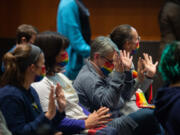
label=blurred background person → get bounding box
[57,0,91,80]
[1,24,38,74]
[158,0,180,57]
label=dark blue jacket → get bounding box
[155,86,180,135]
[0,85,65,135]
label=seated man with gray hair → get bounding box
[73,36,162,135]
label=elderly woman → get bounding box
[0,44,66,135]
[155,41,180,135]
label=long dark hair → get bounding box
[34,31,69,75]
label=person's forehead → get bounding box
[106,51,114,59]
[130,28,138,37]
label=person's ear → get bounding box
[124,40,131,50]
[28,64,36,73]
[21,37,27,44]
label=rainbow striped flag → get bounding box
[136,89,155,109]
[132,70,138,78]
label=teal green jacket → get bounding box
[57,0,90,80]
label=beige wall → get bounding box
[0,0,164,40]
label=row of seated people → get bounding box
[0,24,179,135]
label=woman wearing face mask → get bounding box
[110,24,159,114]
[73,36,162,135]
[32,32,117,135]
[0,44,66,135]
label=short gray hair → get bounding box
[90,36,118,60]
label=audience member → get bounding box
[1,24,38,73]
[110,24,158,114]
[155,41,180,135]
[158,0,180,56]
[32,31,117,135]
[0,44,65,135]
[57,0,91,80]
[73,36,162,135]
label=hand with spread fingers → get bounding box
[113,52,124,73]
[142,53,158,78]
[85,107,112,129]
[119,50,133,71]
[45,85,57,120]
[55,83,66,113]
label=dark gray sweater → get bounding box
[73,60,134,117]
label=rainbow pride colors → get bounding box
[131,42,140,55]
[132,69,155,108]
[58,52,69,67]
[136,89,155,109]
[132,70,138,78]
[136,42,140,50]
[41,66,46,77]
[34,66,46,82]
[101,61,114,76]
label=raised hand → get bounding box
[55,83,66,112]
[120,50,133,71]
[142,53,158,78]
[85,107,112,129]
[113,52,124,73]
[45,86,57,120]
[137,57,145,82]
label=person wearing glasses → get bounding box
[110,24,158,114]
[32,32,117,135]
[73,36,162,135]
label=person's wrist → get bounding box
[145,73,153,79]
[45,112,53,120]
[115,68,124,73]
[124,67,131,71]
[85,119,91,129]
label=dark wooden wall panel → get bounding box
[0,0,165,92]
[0,0,164,40]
